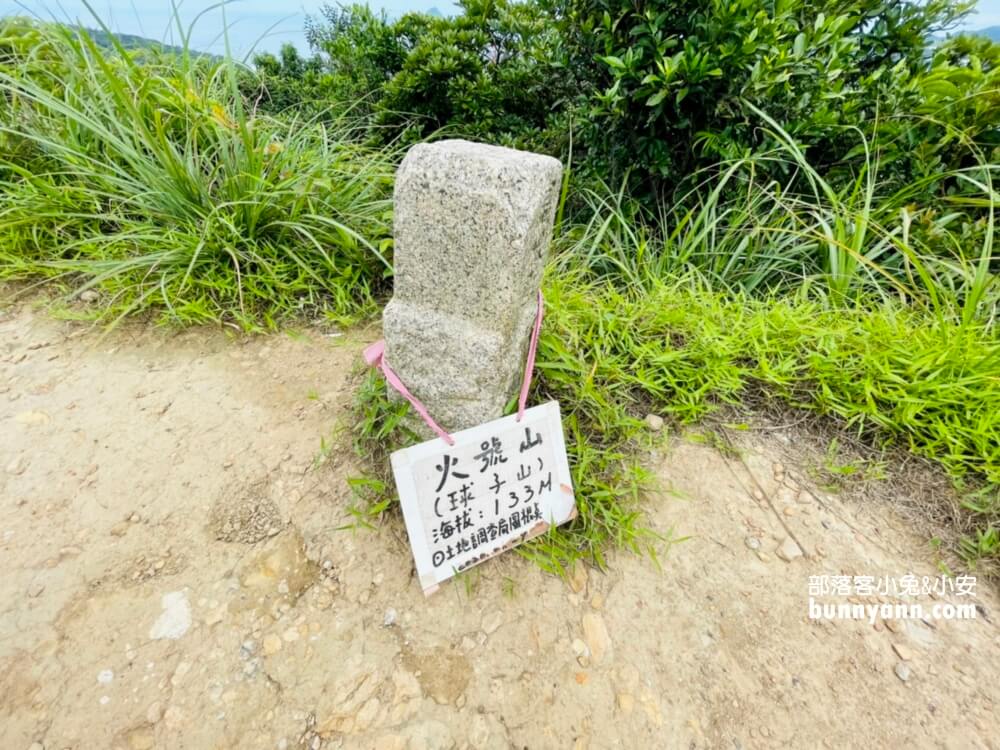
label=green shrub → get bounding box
[549,0,971,192]
[242,44,330,117]
[299,0,576,152]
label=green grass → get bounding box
[538,271,999,571]
[0,18,397,330]
[347,268,998,574]
[561,106,998,322]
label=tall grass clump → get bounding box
[0,17,397,328]
[560,110,998,326]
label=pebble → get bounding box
[15,410,50,425]
[170,662,191,686]
[163,705,184,728]
[5,455,27,476]
[79,289,99,303]
[744,537,760,551]
[110,521,129,537]
[644,414,664,432]
[752,489,765,502]
[885,619,903,634]
[383,608,398,627]
[97,669,114,684]
[617,693,634,714]
[782,507,797,517]
[27,582,44,598]
[262,634,282,656]
[892,643,913,661]
[568,560,588,593]
[314,590,333,610]
[756,551,771,563]
[282,627,299,643]
[582,613,611,664]
[775,537,803,563]
[894,662,912,682]
[148,591,191,641]
[146,701,163,724]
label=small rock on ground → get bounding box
[892,643,913,661]
[775,537,803,563]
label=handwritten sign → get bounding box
[391,401,576,596]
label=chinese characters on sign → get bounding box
[391,401,576,595]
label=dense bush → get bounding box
[290,0,1000,203]
[298,0,575,150]
[243,43,328,116]
[554,0,973,190]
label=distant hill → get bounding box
[82,27,217,59]
[972,26,1000,42]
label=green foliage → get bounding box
[540,270,999,571]
[559,126,999,320]
[243,44,328,115]
[552,0,972,190]
[300,0,575,151]
[0,19,397,328]
[876,34,1000,190]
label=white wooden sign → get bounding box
[391,400,576,596]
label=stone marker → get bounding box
[382,139,563,433]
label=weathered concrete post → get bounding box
[382,139,563,433]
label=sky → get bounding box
[1,0,998,56]
[0,1,454,56]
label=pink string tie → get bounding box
[365,290,544,444]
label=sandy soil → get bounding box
[2,298,998,750]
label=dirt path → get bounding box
[2,299,998,750]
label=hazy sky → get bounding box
[1,0,998,56]
[0,1,454,55]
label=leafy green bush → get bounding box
[875,34,1000,194]
[301,0,575,151]
[549,0,971,191]
[242,43,330,116]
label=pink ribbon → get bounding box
[365,290,544,445]
[517,289,544,422]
